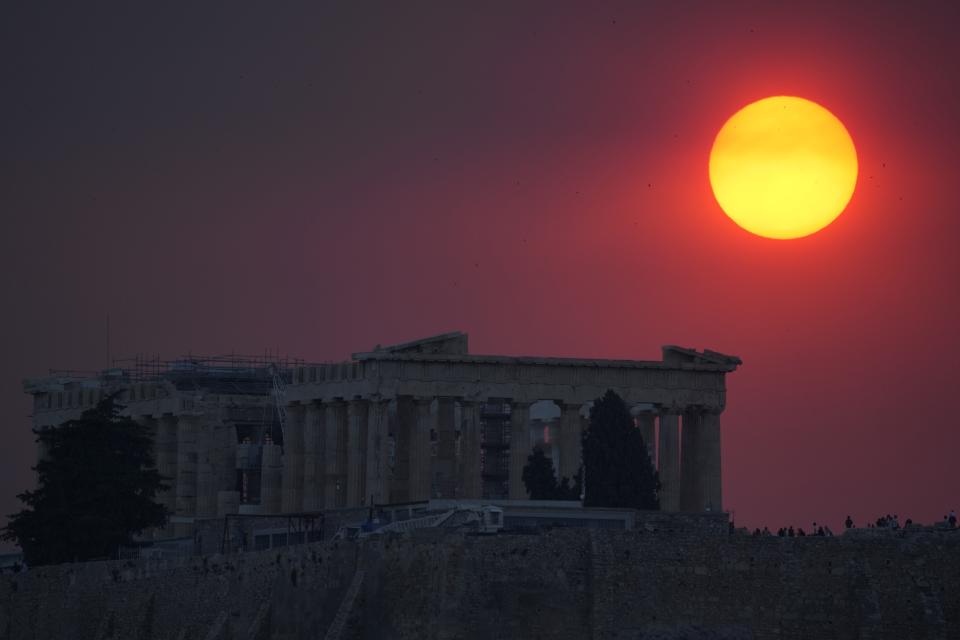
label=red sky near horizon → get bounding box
[2,2,959,544]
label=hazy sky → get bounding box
[3,2,959,544]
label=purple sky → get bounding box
[3,2,959,546]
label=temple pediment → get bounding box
[365,331,469,357]
[661,345,742,371]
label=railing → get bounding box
[376,510,456,534]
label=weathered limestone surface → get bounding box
[508,401,532,500]
[680,410,704,512]
[364,399,390,506]
[391,397,415,503]
[346,399,368,506]
[260,443,282,514]
[410,397,433,501]
[558,402,582,482]
[195,418,216,519]
[154,415,178,536]
[658,413,680,512]
[286,350,738,409]
[434,397,457,499]
[302,401,324,511]
[636,410,656,466]
[173,415,198,538]
[280,334,740,510]
[215,490,240,517]
[2,526,957,640]
[281,404,305,513]
[459,400,482,499]
[324,401,348,509]
[700,411,722,512]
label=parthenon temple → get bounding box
[24,332,741,537]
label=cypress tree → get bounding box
[521,446,559,499]
[582,390,659,509]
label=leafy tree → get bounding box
[2,396,169,565]
[582,390,659,509]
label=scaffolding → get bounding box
[480,399,511,500]
[106,352,305,395]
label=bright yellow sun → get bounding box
[709,96,858,239]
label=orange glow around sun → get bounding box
[709,96,858,240]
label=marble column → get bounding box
[459,400,482,499]
[212,419,237,510]
[365,398,390,505]
[558,402,583,482]
[302,401,324,511]
[260,443,283,514]
[680,410,704,512]
[195,418,216,520]
[217,490,240,518]
[434,397,457,499]
[636,410,657,467]
[197,418,234,521]
[509,400,532,499]
[324,400,348,509]
[408,397,433,501]
[701,410,722,512]
[138,416,161,538]
[657,412,680,512]
[281,404,305,513]
[156,415,179,535]
[392,397,416,503]
[346,398,368,507]
[174,415,198,537]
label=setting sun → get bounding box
[709,96,858,240]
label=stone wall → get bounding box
[2,527,957,639]
[633,510,730,536]
[369,527,959,639]
[0,540,358,640]
[587,527,959,639]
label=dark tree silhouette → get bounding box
[522,446,583,500]
[2,396,169,565]
[522,446,559,499]
[582,390,659,509]
[555,467,583,501]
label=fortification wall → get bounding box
[371,527,959,639]
[590,527,958,638]
[0,540,358,640]
[1,527,958,639]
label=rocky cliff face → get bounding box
[2,526,957,639]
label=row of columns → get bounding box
[273,397,724,511]
[146,397,723,538]
[277,396,507,511]
[152,413,247,538]
[655,409,723,513]
[277,398,395,513]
